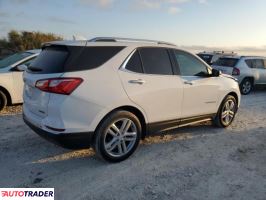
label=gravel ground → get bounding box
[0,89,266,200]
[0,104,22,115]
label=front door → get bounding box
[12,57,37,102]
[173,50,219,118]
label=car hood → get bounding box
[221,73,238,82]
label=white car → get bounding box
[212,56,266,95]
[23,38,241,162]
[0,49,40,110]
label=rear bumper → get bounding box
[23,114,94,149]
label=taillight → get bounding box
[232,67,240,76]
[35,78,83,95]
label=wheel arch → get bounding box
[93,105,147,142]
[227,91,239,106]
[0,86,12,105]
[241,76,254,85]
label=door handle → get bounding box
[129,79,146,85]
[184,81,193,85]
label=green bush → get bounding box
[0,30,63,51]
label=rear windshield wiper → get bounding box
[27,66,43,72]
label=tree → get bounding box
[0,30,63,51]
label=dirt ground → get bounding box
[0,89,266,200]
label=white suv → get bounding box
[212,56,266,95]
[0,49,40,110]
[23,38,241,162]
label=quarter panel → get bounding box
[56,62,147,132]
[0,73,16,104]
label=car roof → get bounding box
[198,51,237,56]
[25,49,41,54]
[219,55,242,59]
[240,56,266,59]
[219,55,266,59]
[43,37,177,48]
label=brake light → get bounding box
[232,67,240,76]
[35,78,83,95]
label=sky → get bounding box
[1,0,266,54]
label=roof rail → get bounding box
[213,50,237,55]
[89,37,176,46]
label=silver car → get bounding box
[212,56,266,95]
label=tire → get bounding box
[240,78,253,95]
[93,110,142,162]
[0,91,7,111]
[214,95,237,128]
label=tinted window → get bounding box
[139,48,173,75]
[246,59,265,69]
[253,59,264,69]
[174,50,208,76]
[245,59,253,68]
[29,46,125,74]
[214,58,239,67]
[197,54,213,65]
[264,59,266,69]
[29,46,68,73]
[125,50,143,73]
[0,52,32,69]
[65,46,125,72]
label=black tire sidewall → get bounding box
[240,79,253,95]
[94,110,142,162]
[217,95,237,127]
[0,91,7,111]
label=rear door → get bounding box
[252,59,266,84]
[119,47,183,123]
[23,46,68,118]
[173,50,219,118]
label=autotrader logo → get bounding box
[0,188,54,199]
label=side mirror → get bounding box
[15,64,28,72]
[212,68,221,77]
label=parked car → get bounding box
[0,49,41,110]
[212,56,266,95]
[197,51,237,65]
[23,37,241,162]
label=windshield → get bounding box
[197,54,213,65]
[214,57,239,67]
[0,52,32,69]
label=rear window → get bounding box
[214,58,239,67]
[29,45,125,73]
[29,46,68,73]
[197,54,213,65]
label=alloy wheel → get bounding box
[104,118,137,158]
[242,81,251,94]
[221,99,236,125]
